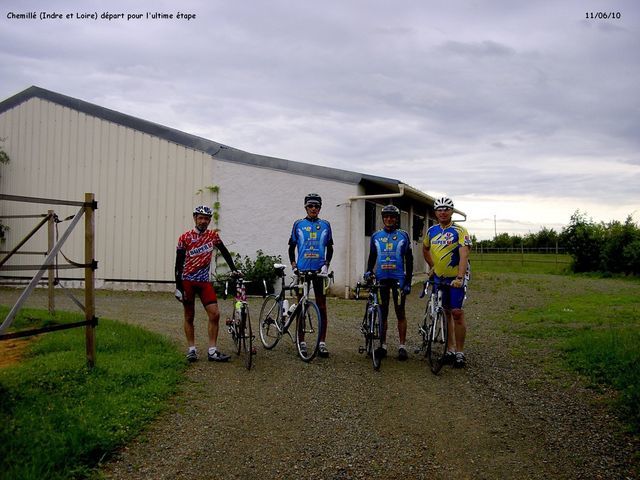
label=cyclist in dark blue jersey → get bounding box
[288,193,334,357]
[364,205,413,361]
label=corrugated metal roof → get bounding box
[0,86,402,188]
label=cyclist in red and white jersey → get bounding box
[175,205,240,363]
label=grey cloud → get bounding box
[439,40,515,57]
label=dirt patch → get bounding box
[1,274,638,479]
[0,337,32,368]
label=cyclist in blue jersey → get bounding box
[364,205,413,361]
[422,196,472,368]
[288,193,333,357]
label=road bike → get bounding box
[358,276,385,370]
[223,274,255,370]
[417,278,450,374]
[258,264,325,362]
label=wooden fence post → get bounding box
[84,193,96,368]
[47,210,55,315]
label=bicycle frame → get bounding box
[224,276,254,370]
[359,278,385,370]
[418,278,450,374]
[258,265,325,362]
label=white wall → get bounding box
[213,160,362,293]
[0,98,213,288]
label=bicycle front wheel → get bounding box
[370,305,384,371]
[427,309,448,374]
[241,308,253,370]
[259,294,282,349]
[232,312,242,354]
[296,301,322,362]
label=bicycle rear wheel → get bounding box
[427,310,448,374]
[296,301,322,362]
[241,308,253,370]
[370,305,383,371]
[259,294,282,349]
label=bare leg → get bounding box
[451,308,466,352]
[183,303,196,347]
[394,302,407,345]
[445,310,456,352]
[205,303,221,349]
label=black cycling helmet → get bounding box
[193,205,213,217]
[381,204,400,218]
[304,193,322,207]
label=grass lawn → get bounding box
[0,307,185,480]
[472,252,572,275]
[509,285,640,433]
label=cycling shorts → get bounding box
[182,280,218,307]
[379,279,406,312]
[435,276,466,310]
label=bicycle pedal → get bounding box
[225,318,233,326]
[358,346,365,353]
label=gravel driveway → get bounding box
[2,273,638,479]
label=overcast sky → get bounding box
[1,0,638,239]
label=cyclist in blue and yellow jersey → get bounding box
[364,205,414,361]
[175,205,241,363]
[422,196,472,368]
[289,193,334,358]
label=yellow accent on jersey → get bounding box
[424,223,472,278]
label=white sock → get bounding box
[188,346,197,352]
[208,347,217,355]
[399,344,406,350]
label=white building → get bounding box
[0,86,462,296]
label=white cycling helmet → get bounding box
[193,205,213,217]
[434,197,454,210]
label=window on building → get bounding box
[412,215,425,241]
[365,201,377,236]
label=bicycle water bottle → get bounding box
[288,303,297,315]
[235,301,242,315]
[282,299,290,317]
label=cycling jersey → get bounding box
[425,223,472,278]
[289,217,333,271]
[369,228,412,288]
[176,229,223,282]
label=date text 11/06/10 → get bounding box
[586,12,621,19]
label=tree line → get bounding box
[473,211,640,276]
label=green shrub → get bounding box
[560,212,640,275]
[234,249,282,292]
